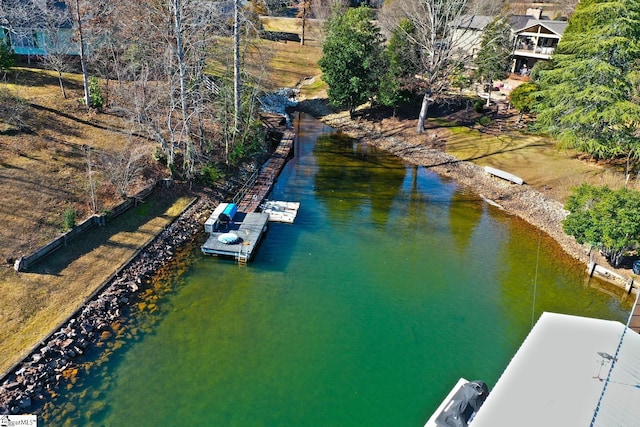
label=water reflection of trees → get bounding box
[448,189,484,253]
[313,132,406,228]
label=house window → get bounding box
[11,31,38,49]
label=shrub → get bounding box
[477,115,493,126]
[152,146,167,163]
[473,99,484,113]
[63,207,77,231]
[0,39,16,72]
[89,77,103,108]
[200,163,224,186]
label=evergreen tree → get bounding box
[379,19,420,114]
[474,16,513,106]
[509,82,538,121]
[563,183,640,267]
[0,38,15,74]
[535,0,640,164]
[318,6,386,117]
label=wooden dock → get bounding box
[201,123,295,264]
[237,129,295,212]
[201,212,270,263]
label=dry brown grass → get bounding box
[358,108,630,205]
[439,123,629,202]
[209,19,326,98]
[260,16,324,42]
[0,24,329,375]
[0,66,178,374]
[1,67,164,263]
[0,194,194,374]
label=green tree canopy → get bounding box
[0,38,16,73]
[378,18,420,112]
[318,6,386,117]
[509,82,539,119]
[534,0,640,163]
[563,183,640,267]
[474,16,513,106]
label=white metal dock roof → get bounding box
[471,312,640,427]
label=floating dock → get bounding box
[201,211,270,263]
[261,200,300,223]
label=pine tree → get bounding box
[379,19,420,114]
[319,6,386,117]
[474,16,513,106]
[535,0,640,164]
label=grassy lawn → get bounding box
[439,122,626,202]
[0,193,194,375]
[208,18,325,98]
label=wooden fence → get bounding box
[14,183,159,272]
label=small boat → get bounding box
[424,378,489,427]
[484,166,524,185]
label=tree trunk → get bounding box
[300,2,306,46]
[57,70,67,99]
[74,0,90,108]
[485,80,492,107]
[233,0,241,134]
[172,0,193,178]
[416,92,431,134]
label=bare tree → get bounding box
[98,141,151,199]
[234,0,241,134]
[297,0,311,45]
[380,0,471,134]
[310,0,347,22]
[39,4,75,98]
[106,0,246,176]
[67,0,90,107]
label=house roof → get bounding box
[514,19,568,36]
[471,312,640,427]
[456,14,568,37]
[508,15,533,31]
[455,15,494,30]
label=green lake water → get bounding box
[39,113,631,426]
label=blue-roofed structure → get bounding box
[1,0,77,57]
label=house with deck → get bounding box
[452,8,567,75]
[511,18,567,75]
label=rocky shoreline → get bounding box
[0,184,226,415]
[0,104,629,416]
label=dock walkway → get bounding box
[201,125,295,263]
[237,129,295,212]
